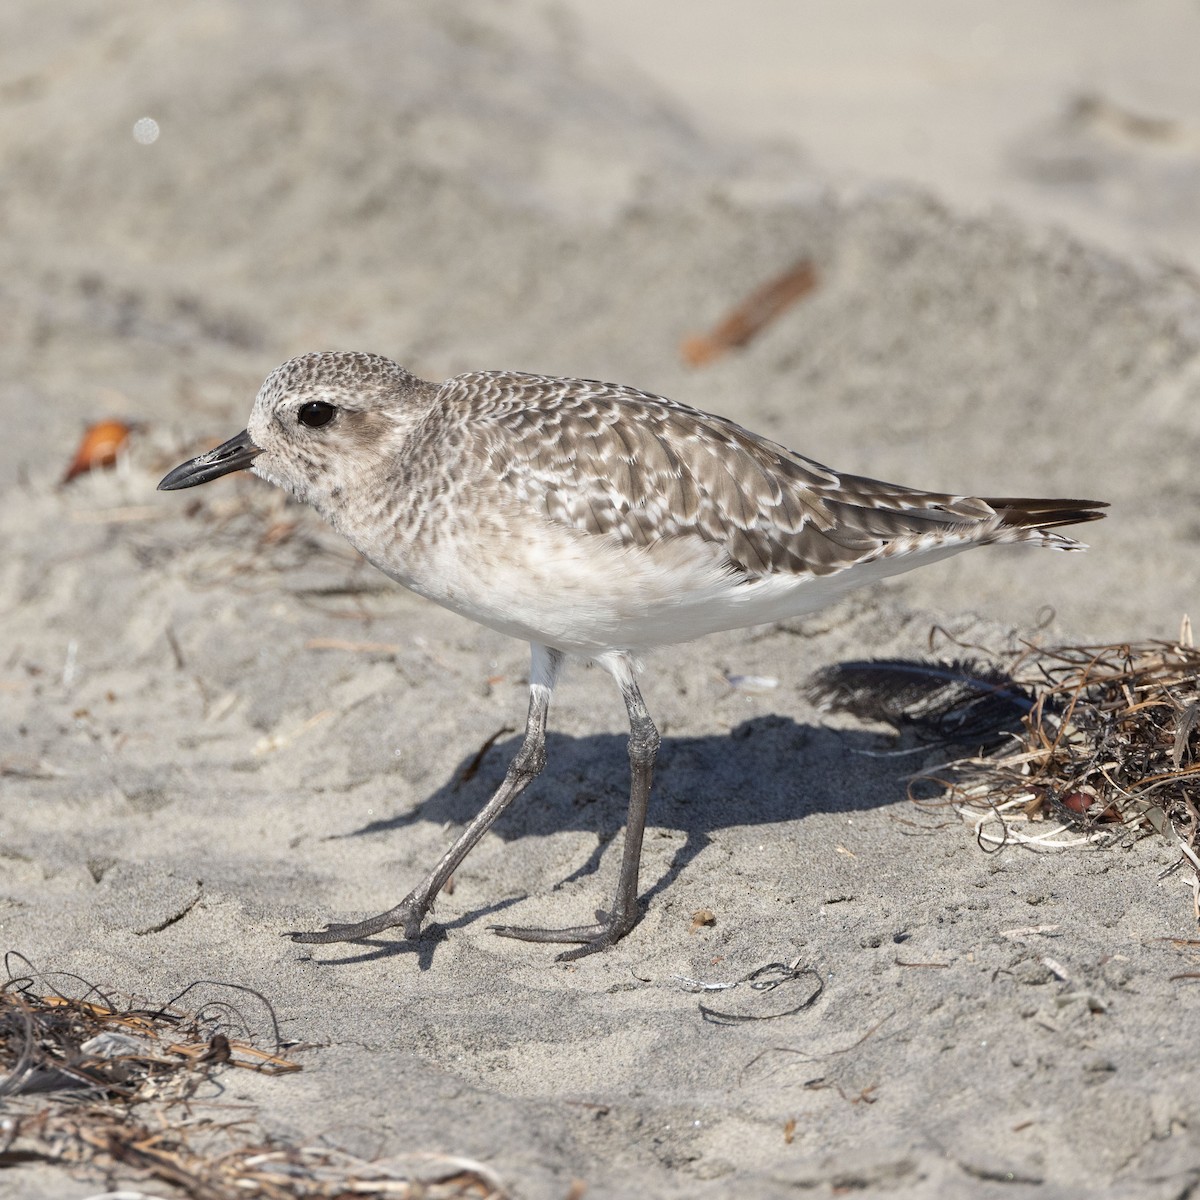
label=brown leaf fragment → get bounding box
[1060,790,1095,814]
[62,420,132,483]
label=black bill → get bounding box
[158,429,262,491]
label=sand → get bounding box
[1,3,1198,1196]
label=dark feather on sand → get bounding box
[807,658,1037,749]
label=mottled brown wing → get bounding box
[445,371,1004,580]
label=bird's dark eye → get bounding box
[298,401,336,428]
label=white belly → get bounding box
[355,511,975,658]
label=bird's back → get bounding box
[438,370,1103,581]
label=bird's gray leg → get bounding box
[490,658,659,960]
[290,644,562,945]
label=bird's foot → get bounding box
[488,908,636,961]
[288,898,425,945]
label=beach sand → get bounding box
[1,3,1198,1196]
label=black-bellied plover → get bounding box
[159,352,1105,958]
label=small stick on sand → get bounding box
[681,260,818,366]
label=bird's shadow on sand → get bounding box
[299,714,924,967]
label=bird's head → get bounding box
[158,352,433,514]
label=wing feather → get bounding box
[441,371,1100,581]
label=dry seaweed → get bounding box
[674,959,825,1024]
[814,638,1200,907]
[0,955,506,1199]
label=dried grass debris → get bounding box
[812,639,1200,904]
[0,955,506,1199]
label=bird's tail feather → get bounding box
[984,497,1108,533]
